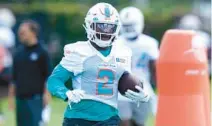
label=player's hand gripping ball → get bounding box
[118,73,142,94]
[118,73,150,102]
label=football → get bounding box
[118,72,143,95]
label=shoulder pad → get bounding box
[60,41,89,75]
[140,34,159,47]
[63,41,89,57]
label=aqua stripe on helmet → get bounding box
[104,5,110,18]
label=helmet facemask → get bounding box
[121,23,141,40]
[84,3,121,48]
[84,22,119,47]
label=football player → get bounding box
[0,8,15,124]
[117,7,159,126]
[47,3,150,126]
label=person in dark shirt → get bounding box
[8,20,52,126]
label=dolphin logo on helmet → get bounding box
[84,3,121,48]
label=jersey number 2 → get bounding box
[97,69,115,96]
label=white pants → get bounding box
[118,82,158,125]
[118,101,150,125]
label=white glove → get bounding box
[125,85,150,103]
[66,89,85,104]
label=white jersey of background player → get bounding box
[0,8,16,68]
[117,7,159,126]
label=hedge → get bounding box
[7,2,191,65]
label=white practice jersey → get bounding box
[117,34,159,101]
[0,27,15,48]
[60,41,132,108]
[118,34,159,81]
[0,27,15,68]
[194,31,210,49]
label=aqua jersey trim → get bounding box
[99,46,112,57]
[47,64,73,101]
[64,100,118,121]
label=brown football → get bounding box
[118,72,143,95]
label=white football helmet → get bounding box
[179,14,202,30]
[84,3,121,48]
[120,7,144,39]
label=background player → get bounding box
[117,7,159,126]
[0,8,16,124]
[47,3,150,126]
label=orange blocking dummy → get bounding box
[156,30,210,126]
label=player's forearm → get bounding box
[47,64,73,101]
[43,84,52,106]
[8,83,15,110]
[47,76,69,101]
[8,83,15,98]
[150,72,156,85]
[149,60,157,86]
[8,83,15,105]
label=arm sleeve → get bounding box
[47,64,73,101]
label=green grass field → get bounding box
[1,98,155,126]
[1,81,211,126]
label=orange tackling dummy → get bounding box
[156,30,210,126]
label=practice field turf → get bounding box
[1,98,155,126]
[1,81,211,126]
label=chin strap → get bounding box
[127,35,139,41]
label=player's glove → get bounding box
[66,89,85,105]
[125,85,150,103]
